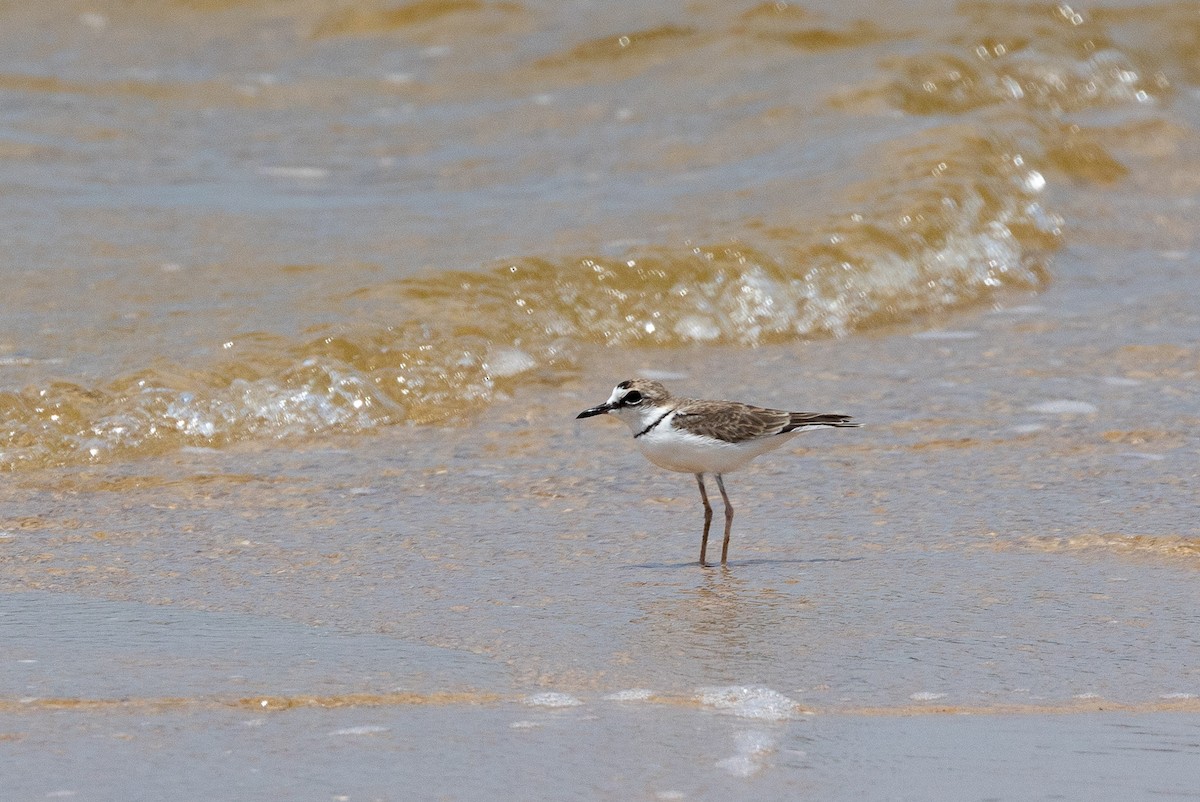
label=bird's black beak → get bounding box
[576,403,612,419]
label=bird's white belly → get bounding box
[635,428,795,475]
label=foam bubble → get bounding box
[329,725,390,736]
[509,720,542,729]
[697,686,801,721]
[1026,399,1098,415]
[256,166,330,180]
[523,692,583,708]
[910,691,947,701]
[673,315,722,341]
[1023,170,1046,192]
[603,689,654,702]
[715,730,778,777]
[715,755,760,778]
[992,304,1046,315]
[485,348,537,378]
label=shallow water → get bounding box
[2,0,1199,798]
[3,704,1199,800]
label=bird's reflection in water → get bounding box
[625,560,827,686]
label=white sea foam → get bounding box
[909,691,947,701]
[715,730,778,777]
[1026,399,1098,415]
[673,315,721,341]
[485,348,537,378]
[991,304,1046,315]
[603,689,654,702]
[697,686,801,721]
[509,720,542,729]
[329,725,390,736]
[256,166,330,180]
[523,692,583,708]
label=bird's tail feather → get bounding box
[782,413,860,432]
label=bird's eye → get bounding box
[623,390,643,405]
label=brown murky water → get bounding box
[2,0,1199,798]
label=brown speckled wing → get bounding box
[671,401,793,443]
[673,402,859,443]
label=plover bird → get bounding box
[577,379,860,566]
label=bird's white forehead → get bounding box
[605,385,629,405]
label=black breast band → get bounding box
[634,409,672,439]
